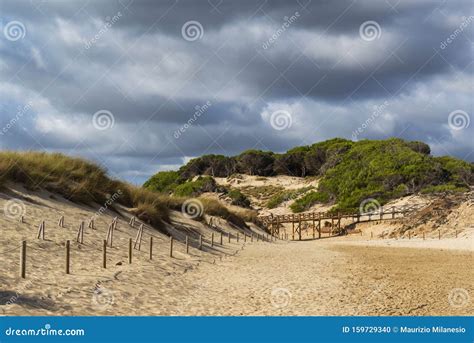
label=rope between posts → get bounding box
[0,243,23,255]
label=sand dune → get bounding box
[1,184,472,316]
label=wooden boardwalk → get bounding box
[258,204,425,241]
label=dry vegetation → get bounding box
[0,152,256,228]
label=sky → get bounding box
[0,0,473,185]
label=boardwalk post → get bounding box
[102,240,107,268]
[20,240,26,278]
[298,216,302,241]
[292,216,295,240]
[65,240,70,274]
[170,237,174,257]
[199,235,203,250]
[318,213,322,239]
[128,238,132,264]
[186,236,189,254]
[149,237,153,260]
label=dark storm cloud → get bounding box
[0,0,472,183]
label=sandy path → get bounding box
[169,239,473,316]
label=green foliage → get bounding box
[142,137,473,213]
[173,176,217,197]
[236,150,275,176]
[227,189,251,208]
[142,171,181,193]
[317,138,473,212]
[266,186,314,208]
[420,184,468,194]
[178,154,236,179]
[290,191,330,213]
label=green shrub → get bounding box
[228,189,251,208]
[421,184,468,194]
[173,176,216,197]
[266,186,314,208]
[143,171,181,193]
[290,191,330,213]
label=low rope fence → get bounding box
[1,214,277,279]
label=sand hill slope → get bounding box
[0,183,264,315]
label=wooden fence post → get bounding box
[438,230,441,240]
[170,237,174,257]
[102,240,107,268]
[220,233,223,245]
[186,236,189,254]
[408,231,411,240]
[37,221,45,240]
[251,234,253,242]
[20,240,26,278]
[199,235,203,250]
[455,230,458,238]
[211,233,214,247]
[128,238,132,264]
[149,237,153,260]
[228,232,231,243]
[237,233,239,242]
[76,221,84,244]
[65,240,70,274]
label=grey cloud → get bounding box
[0,0,472,183]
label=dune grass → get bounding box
[0,151,255,227]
